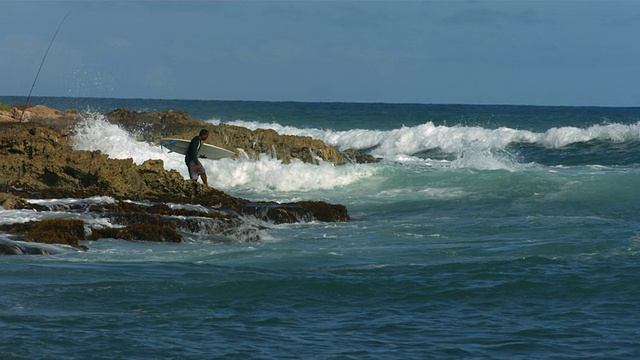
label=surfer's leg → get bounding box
[201,172,208,187]
[188,163,199,180]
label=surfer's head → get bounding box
[199,129,209,140]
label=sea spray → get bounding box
[214,155,377,193]
[450,140,527,171]
[220,118,640,156]
[74,113,640,195]
[540,122,640,148]
[72,112,158,165]
[72,115,378,195]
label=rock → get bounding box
[87,201,260,243]
[105,108,374,165]
[22,105,82,125]
[342,148,381,164]
[240,201,350,223]
[0,110,17,123]
[0,123,351,220]
[90,224,183,243]
[0,241,53,255]
[241,203,313,224]
[0,219,87,250]
[0,104,81,126]
[290,201,351,222]
[0,193,29,210]
[0,105,353,253]
[0,123,236,206]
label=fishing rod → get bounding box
[21,12,70,121]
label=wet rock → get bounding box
[0,219,87,250]
[0,123,241,206]
[241,203,313,224]
[88,201,260,243]
[105,108,373,165]
[0,123,351,224]
[0,193,29,210]
[240,201,350,223]
[0,241,52,255]
[342,148,381,164]
[90,224,183,243]
[290,201,351,222]
[0,105,353,253]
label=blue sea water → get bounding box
[1,96,640,359]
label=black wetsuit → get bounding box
[185,136,201,166]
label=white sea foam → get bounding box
[27,196,117,208]
[71,114,640,184]
[221,119,640,154]
[214,118,640,171]
[72,112,160,165]
[0,209,43,225]
[71,114,378,193]
[540,123,640,148]
[213,155,377,192]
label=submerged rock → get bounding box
[0,241,53,255]
[289,201,351,222]
[0,219,88,250]
[241,201,350,224]
[88,201,261,243]
[90,225,183,243]
[241,203,314,224]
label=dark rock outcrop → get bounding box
[0,106,353,255]
[241,201,350,224]
[0,241,53,255]
[0,219,87,250]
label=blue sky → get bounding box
[2,0,640,106]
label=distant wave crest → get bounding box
[221,119,640,157]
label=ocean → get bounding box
[1,96,639,359]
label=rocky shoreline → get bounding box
[0,104,365,255]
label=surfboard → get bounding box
[161,138,234,160]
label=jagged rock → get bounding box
[0,110,17,123]
[241,203,313,224]
[290,201,351,222]
[0,123,352,220]
[0,193,29,209]
[0,106,353,253]
[342,148,380,164]
[240,201,350,224]
[90,224,183,243]
[88,201,261,243]
[0,123,240,208]
[105,108,373,165]
[0,104,81,125]
[0,219,87,250]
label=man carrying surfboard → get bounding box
[185,129,210,186]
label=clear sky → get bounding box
[2,0,640,106]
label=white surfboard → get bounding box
[161,138,234,160]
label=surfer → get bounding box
[185,129,209,186]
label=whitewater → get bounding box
[1,97,639,359]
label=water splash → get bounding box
[71,114,378,193]
[220,118,640,155]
